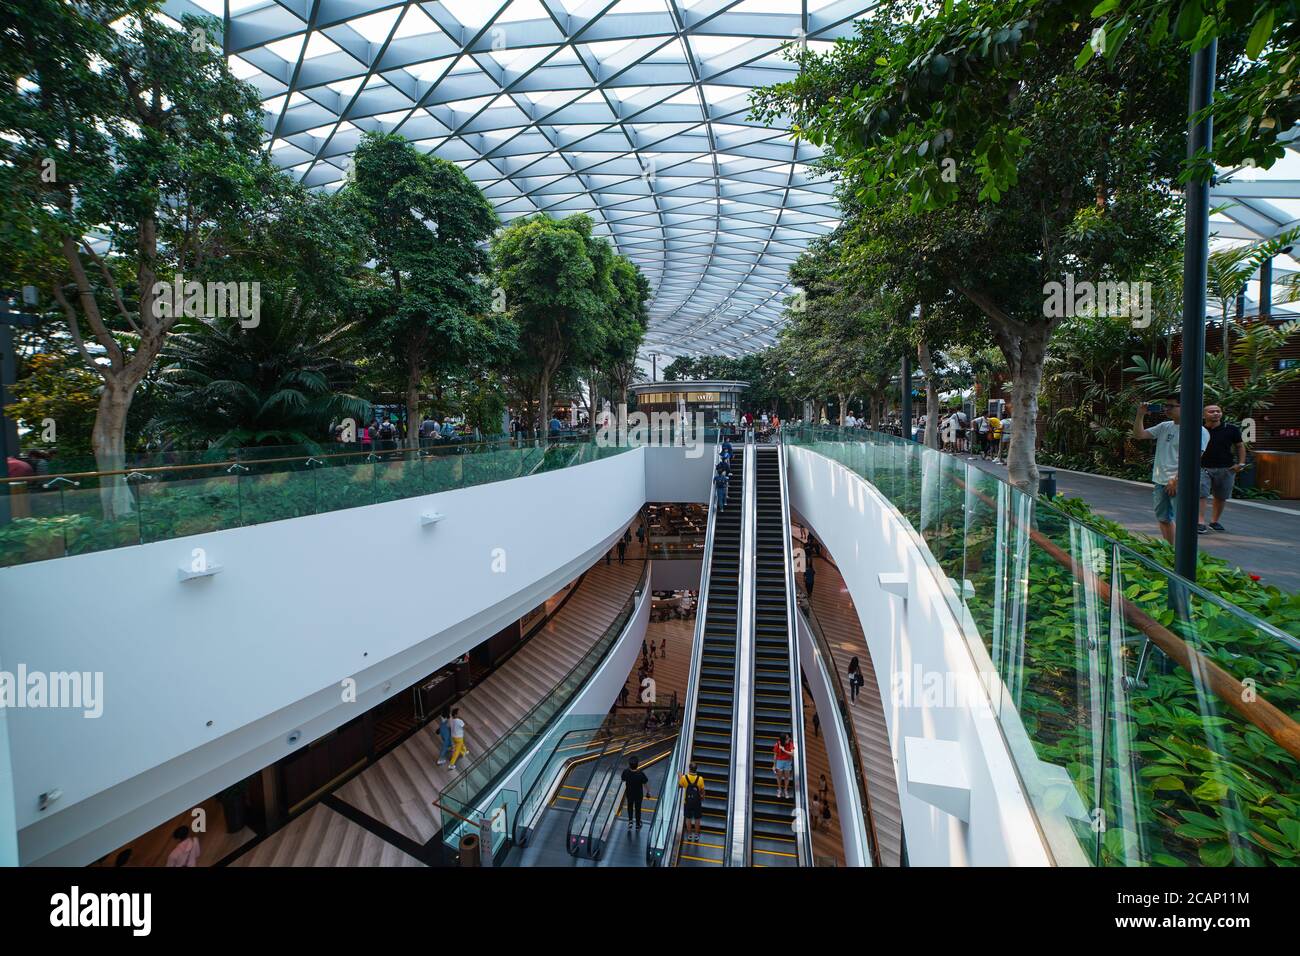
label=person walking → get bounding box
[621,755,651,831]
[1134,395,1209,546]
[617,538,627,564]
[447,708,469,770]
[435,710,453,765]
[773,732,796,800]
[804,562,816,598]
[812,710,820,738]
[714,466,729,512]
[972,414,989,458]
[619,682,630,708]
[847,656,863,704]
[166,824,201,867]
[1198,404,1246,533]
[679,763,706,843]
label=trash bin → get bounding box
[1039,468,1057,498]
[459,833,480,867]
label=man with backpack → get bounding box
[679,762,706,842]
[621,756,651,831]
[713,466,729,512]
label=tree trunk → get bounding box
[405,374,421,450]
[918,340,939,449]
[1000,325,1052,493]
[837,392,847,426]
[92,378,138,519]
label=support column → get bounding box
[1174,40,1217,583]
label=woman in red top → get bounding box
[773,733,796,799]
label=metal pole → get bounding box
[1259,255,1273,321]
[1174,40,1217,583]
[900,352,913,441]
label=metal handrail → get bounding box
[729,428,757,866]
[774,429,813,866]
[800,598,881,867]
[649,444,723,866]
[0,435,536,486]
[438,560,650,821]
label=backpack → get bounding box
[682,774,704,811]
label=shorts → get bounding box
[775,758,793,773]
[1152,483,1176,523]
[684,805,703,820]
[1200,467,1236,500]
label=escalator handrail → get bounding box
[799,601,878,867]
[513,724,607,843]
[586,731,679,856]
[648,445,724,866]
[729,429,757,867]
[775,429,814,866]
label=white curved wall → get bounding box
[786,445,1050,867]
[0,448,648,864]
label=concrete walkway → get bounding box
[964,457,1300,593]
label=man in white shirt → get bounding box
[1134,395,1210,545]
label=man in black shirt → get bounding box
[621,756,651,830]
[1198,404,1247,532]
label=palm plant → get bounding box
[151,290,371,448]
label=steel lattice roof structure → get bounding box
[1209,137,1300,320]
[155,0,882,358]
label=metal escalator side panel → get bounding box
[728,432,758,866]
[649,443,725,866]
[775,433,813,866]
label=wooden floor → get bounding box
[802,686,846,866]
[230,804,425,867]
[616,615,694,715]
[233,558,645,865]
[805,553,906,867]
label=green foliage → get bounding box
[6,352,100,456]
[150,293,371,448]
[344,132,507,424]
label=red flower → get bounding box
[1249,574,1261,582]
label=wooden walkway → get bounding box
[805,553,905,867]
[802,685,846,865]
[231,558,645,865]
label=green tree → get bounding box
[1,1,273,511]
[345,133,505,444]
[493,213,614,432]
[756,0,1187,489]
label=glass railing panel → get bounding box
[1,484,76,565]
[238,467,319,525]
[60,482,144,555]
[1106,546,1300,867]
[996,500,1111,866]
[438,568,645,851]
[314,458,376,513]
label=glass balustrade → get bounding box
[0,438,642,568]
[784,425,1300,867]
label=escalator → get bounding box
[568,730,677,862]
[676,445,745,866]
[747,442,807,867]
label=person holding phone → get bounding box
[1133,394,1209,545]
